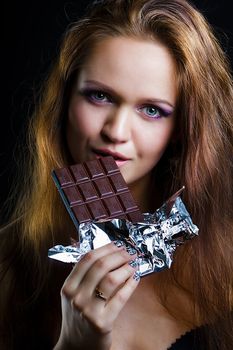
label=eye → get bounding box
[91,91,109,102]
[79,88,112,104]
[139,105,163,119]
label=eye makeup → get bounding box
[137,104,173,120]
[79,88,113,104]
[78,83,174,120]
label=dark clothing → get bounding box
[169,327,205,349]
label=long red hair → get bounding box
[1,1,233,348]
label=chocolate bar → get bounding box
[52,156,143,230]
[48,190,199,273]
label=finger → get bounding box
[105,273,140,321]
[62,241,125,295]
[84,272,140,328]
[76,248,137,300]
[70,254,136,325]
[97,259,138,299]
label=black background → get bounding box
[2,0,233,222]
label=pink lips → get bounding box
[92,148,130,165]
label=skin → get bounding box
[66,36,177,212]
[55,37,184,350]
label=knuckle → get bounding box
[72,294,82,310]
[93,319,110,334]
[61,283,73,299]
[106,273,118,288]
[81,251,94,263]
[82,306,111,334]
[95,257,107,270]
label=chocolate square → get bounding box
[52,156,143,230]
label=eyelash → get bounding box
[137,105,165,119]
[79,88,168,120]
[80,89,112,104]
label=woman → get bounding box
[1,0,232,349]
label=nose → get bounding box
[101,106,132,143]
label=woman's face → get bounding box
[66,36,177,193]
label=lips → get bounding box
[92,148,130,161]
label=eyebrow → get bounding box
[82,80,175,109]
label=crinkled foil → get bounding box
[48,188,198,276]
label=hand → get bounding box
[54,241,140,350]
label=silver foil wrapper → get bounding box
[48,188,198,276]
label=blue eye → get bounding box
[91,91,108,101]
[140,106,162,119]
[80,88,111,104]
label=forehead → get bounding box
[78,36,177,104]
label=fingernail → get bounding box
[126,246,137,255]
[133,271,140,281]
[129,260,138,268]
[113,240,125,248]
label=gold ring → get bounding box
[95,288,107,301]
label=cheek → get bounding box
[68,101,102,137]
[138,121,174,160]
